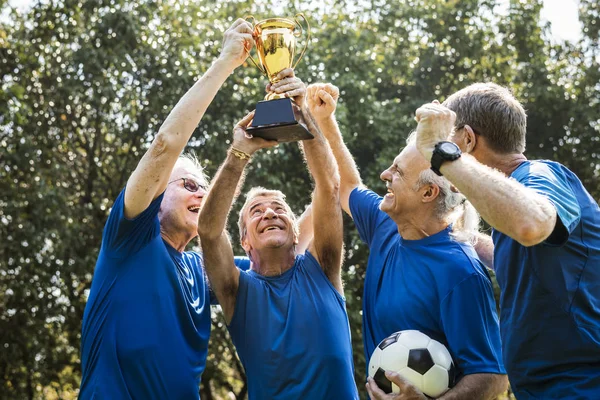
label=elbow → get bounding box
[197,218,220,242]
[490,375,509,399]
[514,218,555,247]
[150,131,173,158]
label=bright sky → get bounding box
[6,0,583,42]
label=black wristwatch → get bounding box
[430,141,461,176]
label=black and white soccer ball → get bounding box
[368,330,456,398]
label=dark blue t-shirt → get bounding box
[228,251,359,400]
[350,187,505,379]
[80,189,212,399]
[493,160,600,399]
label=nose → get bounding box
[263,207,278,219]
[380,168,391,182]
[196,187,207,198]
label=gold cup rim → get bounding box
[254,17,297,31]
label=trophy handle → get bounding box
[243,15,267,76]
[292,13,310,69]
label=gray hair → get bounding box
[413,169,481,245]
[238,187,299,243]
[406,132,481,244]
[176,152,209,186]
[443,82,527,154]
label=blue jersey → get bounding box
[228,251,359,400]
[350,187,504,379]
[80,189,211,400]
[493,160,600,399]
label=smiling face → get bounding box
[158,158,208,242]
[239,190,298,254]
[379,144,431,220]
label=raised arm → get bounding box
[269,71,344,294]
[124,19,254,219]
[197,112,276,323]
[305,83,362,217]
[414,103,556,247]
[295,204,313,254]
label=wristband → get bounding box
[229,147,252,161]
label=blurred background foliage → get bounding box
[0,0,598,398]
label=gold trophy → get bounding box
[244,13,313,142]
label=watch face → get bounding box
[440,142,459,154]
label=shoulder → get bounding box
[512,160,569,184]
[349,186,381,205]
[431,240,490,290]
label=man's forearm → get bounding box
[158,58,235,149]
[301,110,340,191]
[441,154,556,246]
[198,153,248,239]
[313,116,361,214]
[439,373,507,400]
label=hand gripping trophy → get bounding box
[244,13,312,142]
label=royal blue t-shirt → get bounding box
[80,189,212,399]
[493,160,600,399]
[349,187,505,380]
[228,251,359,400]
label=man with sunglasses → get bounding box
[414,83,600,399]
[79,19,260,399]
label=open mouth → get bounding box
[188,206,200,214]
[385,187,395,198]
[262,226,282,233]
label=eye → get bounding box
[275,207,285,213]
[252,208,263,216]
[185,180,199,192]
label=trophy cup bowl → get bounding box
[244,13,313,142]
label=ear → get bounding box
[241,233,252,253]
[421,184,440,204]
[463,125,478,153]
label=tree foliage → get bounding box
[1,0,598,398]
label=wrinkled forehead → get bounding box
[247,195,289,212]
[392,145,429,176]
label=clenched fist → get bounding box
[306,83,340,121]
[414,101,456,162]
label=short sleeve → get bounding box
[102,187,164,257]
[349,187,390,246]
[440,273,505,376]
[234,256,251,271]
[514,162,581,239]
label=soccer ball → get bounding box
[368,330,456,398]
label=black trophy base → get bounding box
[246,98,314,142]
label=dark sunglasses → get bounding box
[168,177,205,193]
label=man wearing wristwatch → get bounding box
[414,83,600,399]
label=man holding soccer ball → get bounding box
[305,83,507,399]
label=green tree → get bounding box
[1,0,597,399]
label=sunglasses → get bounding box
[168,177,206,193]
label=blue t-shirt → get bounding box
[349,187,505,380]
[80,189,212,400]
[228,251,359,400]
[493,160,600,399]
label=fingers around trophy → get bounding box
[284,89,306,100]
[273,82,303,95]
[275,68,295,81]
[230,18,246,30]
[236,20,254,34]
[236,110,255,128]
